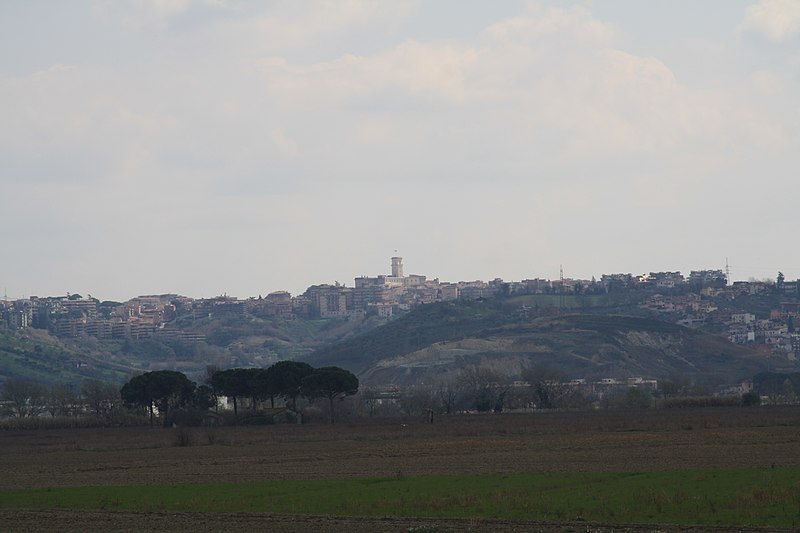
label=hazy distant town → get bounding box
[3,257,799,365]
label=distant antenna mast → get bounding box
[559,265,565,310]
[725,258,731,285]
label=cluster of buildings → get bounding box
[302,257,508,318]
[639,279,800,361]
[2,260,799,362]
[0,256,511,339]
[0,293,203,342]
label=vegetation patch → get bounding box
[2,468,800,527]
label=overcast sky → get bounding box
[1,0,799,301]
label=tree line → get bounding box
[1,362,358,427]
[364,365,769,418]
[120,362,358,426]
[0,378,121,420]
[6,362,773,429]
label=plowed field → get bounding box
[2,406,799,532]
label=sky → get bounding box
[1,0,799,301]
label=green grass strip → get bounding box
[2,469,800,527]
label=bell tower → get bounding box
[391,256,403,278]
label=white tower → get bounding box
[391,256,403,278]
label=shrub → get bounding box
[663,395,742,409]
[164,408,210,427]
[742,392,761,407]
[173,427,195,447]
[625,387,652,409]
[240,415,275,426]
[298,406,325,424]
[0,413,148,430]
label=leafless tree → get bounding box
[399,385,437,416]
[1,378,46,418]
[437,379,459,414]
[456,366,502,411]
[46,382,78,417]
[81,379,121,419]
[521,366,586,409]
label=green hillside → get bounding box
[0,329,135,386]
[0,312,385,388]
[309,305,768,385]
[0,296,771,389]
[486,314,765,380]
[307,300,510,372]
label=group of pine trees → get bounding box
[120,362,359,425]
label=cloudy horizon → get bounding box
[2,1,798,301]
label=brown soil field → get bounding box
[2,406,800,532]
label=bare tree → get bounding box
[81,379,121,419]
[2,379,46,418]
[437,379,459,414]
[456,366,501,411]
[399,386,437,416]
[522,366,586,409]
[46,382,78,417]
[360,388,381,417]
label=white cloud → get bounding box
[140,0,191,17]
[93,0,193,30]
[740,0,800,42]
[245,17,785,172]
[248,41,483,109]
[208,1,419,54]
[30,64,79,78]
[271,129,299,157]
[485,4,616,44]
[362,41,482,103]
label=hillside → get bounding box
[0,295,777,389]
[0,313,385,387]
[0,329,137,386]
[320,312,768,386]
[307,300,511,372]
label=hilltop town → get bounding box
[2,258,799,371]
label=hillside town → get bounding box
[2,258,799,365]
